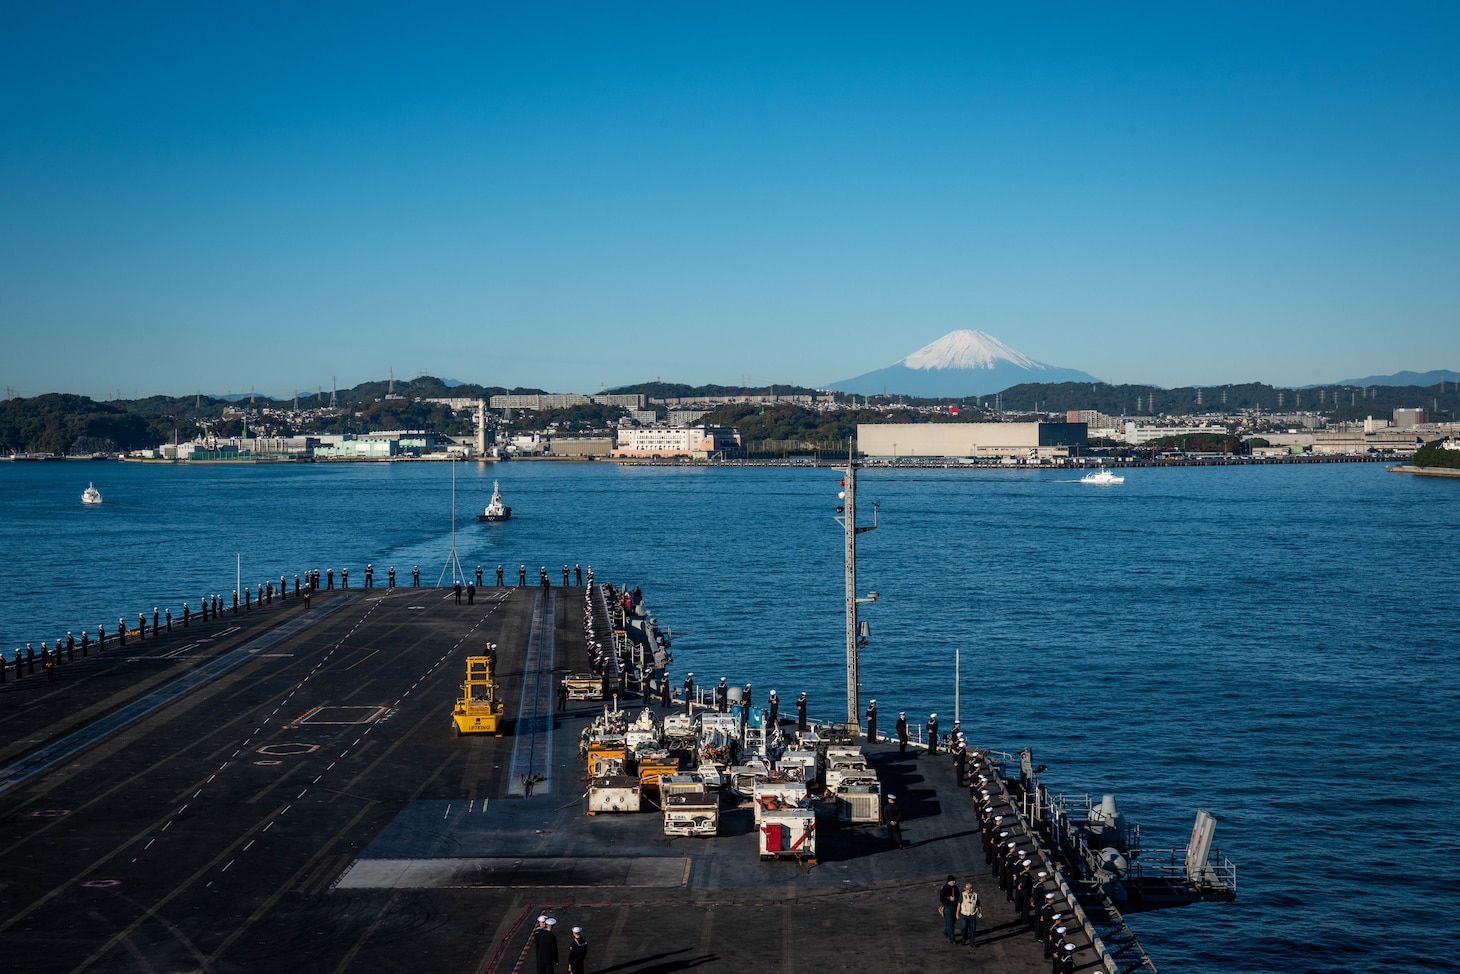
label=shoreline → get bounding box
[76,453,1408,469]
[1387,464,1460,478]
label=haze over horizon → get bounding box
[3,4,1457,401]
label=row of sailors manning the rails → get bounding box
[3,564,453,679]
[5,567,611,687]
[3,592,302,683]
[969,749,1095,974]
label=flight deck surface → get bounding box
[0,585,1084,973]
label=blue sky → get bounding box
[2,2,1457,399]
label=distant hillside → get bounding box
[993,380,1458,421]
[607,381,822,399]
[1327,369,1460,387]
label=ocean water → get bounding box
[2,458,1458,971]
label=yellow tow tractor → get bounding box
[452,655,504,735]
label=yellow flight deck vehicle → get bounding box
[452,655,504,735]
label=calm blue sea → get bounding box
[2,458,1458,971]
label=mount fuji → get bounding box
[829,330,1101,398]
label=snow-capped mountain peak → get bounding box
[900,330,1042,372]
[828,329,1101,397]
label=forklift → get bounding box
[451,655,504,735]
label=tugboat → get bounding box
[81,482,103,505]
[477,480,512,522]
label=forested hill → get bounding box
[0,394,166,454]
[608,381,822,399]
[992,380,1458,421]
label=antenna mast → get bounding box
[836,438,879,723]
[438,459,464,585]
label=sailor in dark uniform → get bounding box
[767,689,779,729]
[562,565,569,586]
[716,678,728,713]
[519,565,526,586]
[567,926,588,974]
[865,699,877,743]
[531,917,558,974]
[574,564,582,586]
[927,713,940,755]
[981,813,1001,862]
[1038,897,1057,944]
[1015,860,1034,921]
[796,692,808,732]
[683,672,694,714]
[895,712,909,754]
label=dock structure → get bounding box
[0,582,1200,972]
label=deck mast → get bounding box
[839,439,877,724]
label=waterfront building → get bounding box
[1118,422,1229,445]
[856,422,1086,459]
[612,426,742,458]
[548,436,614,457]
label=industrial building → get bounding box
[613,426,742,459]
[856,422,1087,459]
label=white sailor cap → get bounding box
[1038,871,1049,878]
[546,918,557,926]
[537,915,548,923]
[886,794,896,800]
[572,927,582,934]
[1045,893,1057,900]
[1065,944,1075,952]
[1021,859,1033,867]
[930,712,937,718]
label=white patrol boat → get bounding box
[1080,467,1125,485]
